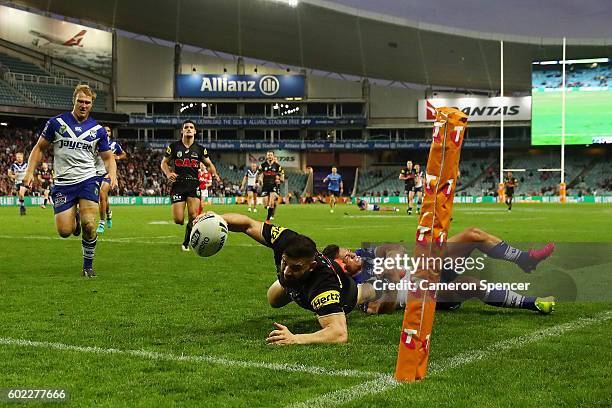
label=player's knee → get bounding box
[57,229,72,238]
[82,219,97,237]
[174,218,184,225]
[465,227,485,241]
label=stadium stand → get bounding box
[0,79,31,106]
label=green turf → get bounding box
[531,90,612,145]
[0,203,611,407]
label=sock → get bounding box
[197,205,202,216]
[43,198,48,205]
[267,206,273,220]
[82,237,97,269]
[417,200,422,212]
[19,199,24,209]
[106,209,112,219]
[183,222,193,246]
[486,241,531,269]
[484,289,537,310]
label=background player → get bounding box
[95,125,126,233]
[258,151,284,223]
[22,84,117,277]
[241,162,259,213]
[8,152,28,215]
[399,160,416,214]
[323,166,343,213]
[201,211,378,344]
[355,198,399,212]
[413,163,424,215]
[161,120,219,251]
[504,171,519,211]
[198,163,213,214]
[37,162,53,209]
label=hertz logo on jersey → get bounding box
[311,290,340,311]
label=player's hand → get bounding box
[110,175,118,190]
[167,172,178,182]
[266,322,297,345]
[21,173,33,188]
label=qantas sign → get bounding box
[418,97,531,122]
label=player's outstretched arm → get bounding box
[218,212,266,245]
[266,313,348,345]
[22,136,50,187]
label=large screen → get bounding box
[531,58,611,145]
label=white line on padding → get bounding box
[288,310,612,408]
[0,337,381,379]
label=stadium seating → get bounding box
[15,82,109,111]
[0,52,50,77]
[0,80,31,106]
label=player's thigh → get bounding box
[171,201,186,224]
[54,205,77,237]
[18,185,27,198]
[186,197,200,220]
[269,192,278,206]
[267,280,292,308]
[99,181,110,201]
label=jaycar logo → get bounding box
[259,76,280,96]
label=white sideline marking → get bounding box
[148,221,172,224]
[0,337,380,379]
[288,310,612,408]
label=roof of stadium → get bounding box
[7,0,612,91]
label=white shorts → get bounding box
[200,189,209,200]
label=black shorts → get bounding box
[328,189,340,196]
[506,188,514,198]
[171,180,200,203]
[261,184,278,197]
[414,186,423,193]
[404,181,415,193]
[41,181,52,190]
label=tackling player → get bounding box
[323,166,343,213]
[504,171,518,211]
[413,163,424,215]
[258,151,284,223]
[37,162,53,209]
[22,84,117,277]
[240,162,259,213]
[8,152,28,215]
[95,125,127,234]
[399,160,416,214]
[324,227,556,315]
[198,164,213,214]
[161,120,219,251]
[202,211,379,345]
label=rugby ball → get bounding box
[190,213,229,257]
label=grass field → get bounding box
[1,203,611,407]
[531,90,612,145]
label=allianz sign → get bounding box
[176,74,305,98]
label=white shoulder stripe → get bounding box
[55,117,78,140]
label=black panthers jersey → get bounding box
[38,168,52,183]
[504,177,518,191]
[258,161,284,187]
[262,223,357,317]
[164,140,209,181]
[400,167,416,187]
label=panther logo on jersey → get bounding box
[270,226,286,243]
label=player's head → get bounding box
[331,166,337,174]
[266,150,274,162]
[104,125,112,139]
[414,164,420,172]
[507,171,513,178]
[322,245,362,276]
[250,162,258,170]
[280,235,317,282]
[15,152,24,163]
[41,162,48,170]
[72,84,96,121]
[181,120,196,139]
[406,160,413,169]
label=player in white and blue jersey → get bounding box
[323,166,343,213]
[8,152,29,215]
[95,125,127,234]
[241,162,259,213]
[22,84,117,278]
